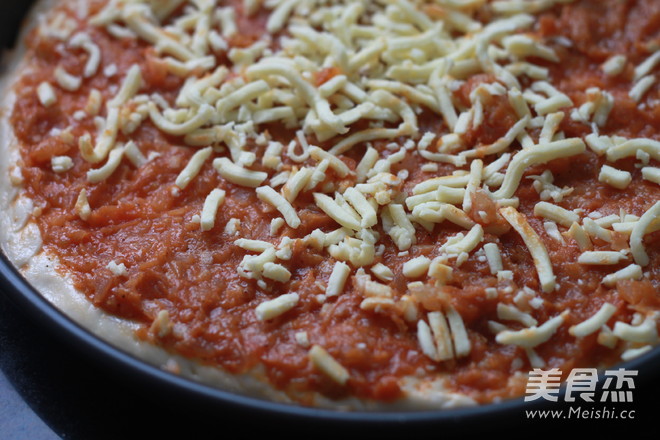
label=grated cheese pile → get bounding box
[37,0,660,378]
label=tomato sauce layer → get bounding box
[10,0,660,404]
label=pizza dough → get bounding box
[1,0,658,410]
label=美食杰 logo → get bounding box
[525,367,637,403]
[523,368,639,420]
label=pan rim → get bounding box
[1,0,659,427]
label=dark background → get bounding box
[0,2,657,438]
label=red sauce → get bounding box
[10,0,659,404]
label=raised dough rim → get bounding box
[0,0,483,412]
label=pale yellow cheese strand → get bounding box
[500,206,556,293]
[630,201,660,266]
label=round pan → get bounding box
[1,0,659,432]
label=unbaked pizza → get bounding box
[0,0,659,410]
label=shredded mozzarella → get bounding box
[37,82,57,107]
[500,207,556,293]
[200,188,226,232]
[308,345,350,386]
[255,293,299,321]
[569,303,617,337]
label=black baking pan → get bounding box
[1,1,659,438]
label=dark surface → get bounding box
[0,2,32,52]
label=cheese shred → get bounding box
[500,207,556,293]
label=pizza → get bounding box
[0,0,659,410]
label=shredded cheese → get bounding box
[577,251,627,265]
[629,75,656,103]
[54,65,82,91]
[621,345,653,361]
[256,186,300,228]
[427,311,454,361]
[533,201,579,228]
[255,293,299,321]
[308,345,350,386]
[86,146,125,183]
[200,188,226,232]
[607,138,660,163]
[598,165,632,190]
[496,312,567,348]
[601,264,643,287]
[446,306,471,358]
[371,263,394,282]
[500,207,556,293]
[641,167,660,185]
[630,201,660,266]
[418,320,440,362]
[325,261,351,297]
[401,255,430,278]
[497,303,537,327]
[569,303,617,337]
[613,315,659,344]
[106,260,128,277]
[51,156,74,173]
[313,193,361,231]
[428,259,453,284]
[37,82,57,107]
[69,32,102,78]
[150,310,172,338]
[492,138,586,200]
[214,157,267,187]
[601,54,627,77]
[483,242,503,274]
[176,147,213,189]
[75,189,91,221]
